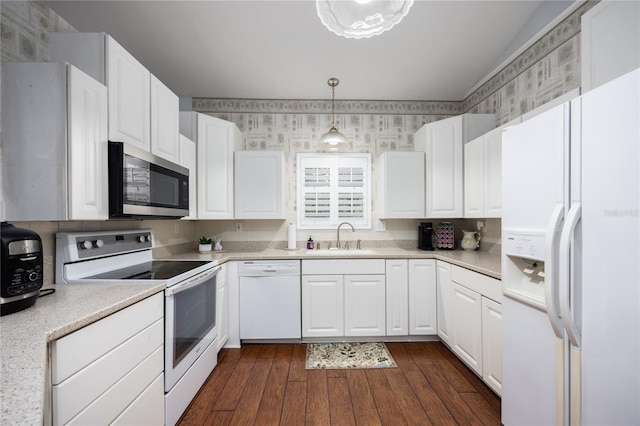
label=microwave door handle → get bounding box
[165,266,221,297]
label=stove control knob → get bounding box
[93,239,105,248]
[80,240,92,250]
[138,236,146,243]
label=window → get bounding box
[297,153,371,229]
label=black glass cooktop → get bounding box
[86,260,211,280]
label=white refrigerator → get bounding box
[501,68,639,425]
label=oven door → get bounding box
[164,265,219,392]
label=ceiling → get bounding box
[44,0,574,101]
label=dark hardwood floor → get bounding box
[178,342,501,425]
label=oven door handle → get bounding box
[165,266,221,297]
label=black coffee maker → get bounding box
[418,222,434,251]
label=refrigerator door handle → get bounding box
[544,203,565,338]
[559,201,582,347]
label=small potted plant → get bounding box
[198,236,212,252]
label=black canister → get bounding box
[1,222,44,316]
[418,222,435,251]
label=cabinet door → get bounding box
[106,36,150,151]
[408,259,437,335]
[67,65,109,220]
[378,152,425,218]
[424,117,463,217]
[484,128,502,218]
[150,74,179,163]
[581,0,640,92]
[482,296,502,395]
[385,260,408,336]
[197,115,238,219]
[179,135,197,219]
[344,275,386,336]
[436,261,453,345]
[464,137,484,218]
[302,275,344,337]
[451,282,482,375]
[234,151,284,219]
[216,264,229,352]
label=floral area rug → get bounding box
[305,342,397,369]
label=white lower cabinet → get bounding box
[49,293,164,425]
[436,260,453,345]
[408,259,437,335]
[302,260,385,338]
[344,275,386,336]
[436,261,503,395]
[302,275,345,337]
[385,260,409,335]
[216,263,229,352]
[451,282,483,375]
[481,296,503,395]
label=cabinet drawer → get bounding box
[450,265,501,302]
[60,347,163,425]
[112,372,164,426]
[52,319,163,424]
[302,259,385,275]
[51,293,163,384]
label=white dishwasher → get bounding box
[239,260,301,340]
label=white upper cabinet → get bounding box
[179,135,197,219]
[150,75,179,163]
[415,114,495,218]
[464,119,519,218]
[2,62,108,221]
[581,0,640,92]
[51,32,154,152]
[377,152,425,218]
[234,151,285,219]
[180,112,242,220]
[106,36,150,150]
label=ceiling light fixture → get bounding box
[316,0,414,39]
[319,77,348,152]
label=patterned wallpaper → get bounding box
[0,0,600,257]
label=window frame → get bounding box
[296,153,371,230]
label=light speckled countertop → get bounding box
[0,247,499,425]
[169,247,502,279]
[0,283,165,425]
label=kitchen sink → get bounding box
[305,249,376,256]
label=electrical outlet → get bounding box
[477,220,485,231]
[235,222,242,232]
[174,223,180,234]
[375,220,386,232]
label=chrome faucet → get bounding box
[336,222,355,249]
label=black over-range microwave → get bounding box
[108,141,189,219]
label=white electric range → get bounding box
[55,228,219,425]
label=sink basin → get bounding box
[305,249,376,256]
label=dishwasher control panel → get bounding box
[238,260,301,276]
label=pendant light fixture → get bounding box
[319,77,348,152]
[316,0,414,39]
